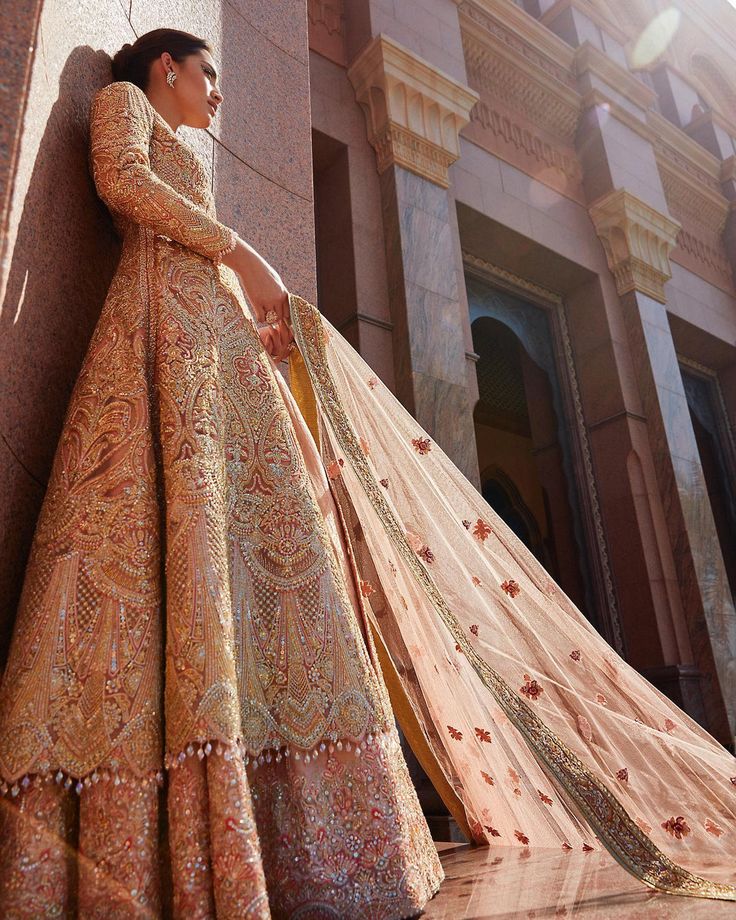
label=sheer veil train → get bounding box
[287,291,736,901]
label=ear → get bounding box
[159,51,172,71]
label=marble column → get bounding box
[348,34,481,483]
[590,188,736,745]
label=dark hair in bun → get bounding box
[111,28,212,89]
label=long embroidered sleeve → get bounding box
[89,80,236,262]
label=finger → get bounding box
[273,324,293,362]
[258,327,276,354]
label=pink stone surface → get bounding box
[0,0,138,659]
[214,143,317,302]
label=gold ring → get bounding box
[265,309,278,323]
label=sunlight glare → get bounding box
[630,7,681,69]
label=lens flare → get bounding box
[630,7,681,69]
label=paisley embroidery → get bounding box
[0,85,444,916]
[0,83,391,783]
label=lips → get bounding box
[208,102,217,116]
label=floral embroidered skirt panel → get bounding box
[0,229,443,917]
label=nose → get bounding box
[211,87,223,105]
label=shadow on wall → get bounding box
[0,46,121,669]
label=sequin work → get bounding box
[0,78,388,783]
[0,80,443,916]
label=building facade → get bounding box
[2,0,735,772]
[308,0,736,752]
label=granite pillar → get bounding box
[575,41,736,742]
[618,289,734,745]
[347,32,480,481]
[378,164,480,481]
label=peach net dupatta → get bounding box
[287,292,736,901]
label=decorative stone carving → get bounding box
[456,1,583,200]
[588,189,681,302]
[347,34,479,188]
[659,166,731,289]
[456,0,577,88]
[463,31,580,142]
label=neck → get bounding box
[144,85,182,132]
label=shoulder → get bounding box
[90,81,153,123]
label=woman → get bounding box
[0,26,734,918]
[0,29,441,918]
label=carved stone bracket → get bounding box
[347,34,479,188]
[588,189,681,303]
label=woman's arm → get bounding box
[89,80,288,321]
[89,80,236,263]
[220,238,289,324]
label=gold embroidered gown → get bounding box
[0,80,443,918]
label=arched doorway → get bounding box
[681,364,736,600]
[468,278,595,625]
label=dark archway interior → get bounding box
[472,315,588,615]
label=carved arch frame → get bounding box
[463,251,625,656]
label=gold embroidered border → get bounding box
[288,292,736,902]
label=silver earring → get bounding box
[166,70,177,87]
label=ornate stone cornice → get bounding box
[457,0,580,140]
[648,111,723,193]
[663,180,732,290]
[659,163,729,237]
[461,29,580,142]
[456,0,583,199]
[645,110,732,290]
[456,0,577,84]
[588,189,681,303]
[347,34,478,188]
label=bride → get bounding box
[0,27,733,918]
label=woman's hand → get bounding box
[221,237,290,324]
[258,319,295,363]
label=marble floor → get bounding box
[422,843,736,918]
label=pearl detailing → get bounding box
[0,728,388,798]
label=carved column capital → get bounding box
[347,34,479,188]
[588,189,681,303]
